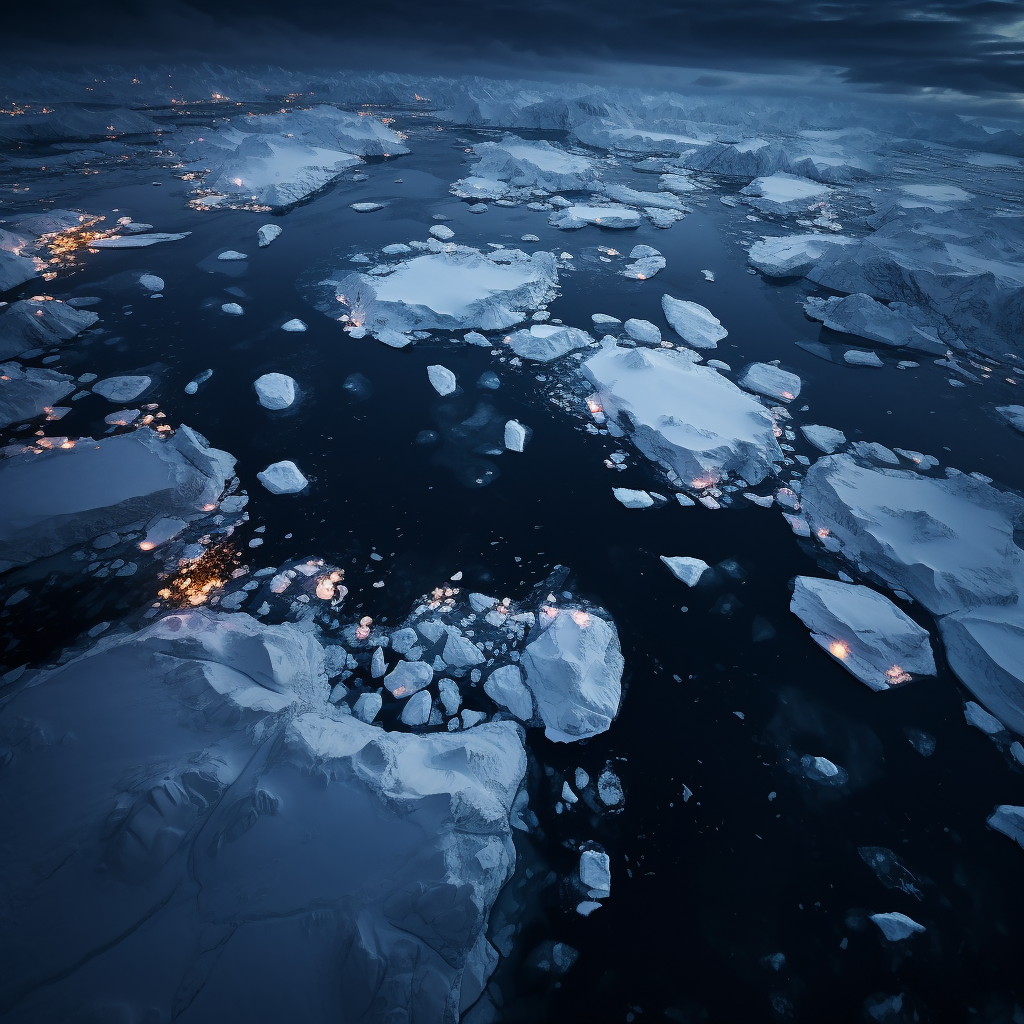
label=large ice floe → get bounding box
[748,233,858,277]
[0,609,526,1022]
[739,173,833,214]
[582,341,783,487]
[452,134,599,198]
[0,363,74,428]
[804,293,946,355]
[800,453,1024,733]
[317,244,558,347]
[549,205,642,230]
[0,297,98,360]
[0,426,234,571]
[790,576,936,691]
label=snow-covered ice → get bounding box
[504,419,528,451]
[613,488,654,508]
[805,293,945,355]
[844,349,885,367]
[257,460,308,494]
[549,206,642,230]
[257,223,282,247]
[254,372,297,410]
[280,318,306,331]
[748,233,857,277]
[508,324,592,362]
[484,664,534,721]
[92,375,152,402]
[801,424,846,453]
[624,318,660,344]
[428,364,457,395]
[90,232,191,248]
[661,295,727,349]
[737,362,802,402]
[870,913,926,941]
[0,297,98,360]
[661,555,710,586]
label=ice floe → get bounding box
[92,375,152,402]
[549,206,642,230]
[0,363,74,428]
[660,555,710,586]
[257,460,308,494]
[748,233,857,277]
[0,297,98,360]
[90,232,191,248]
[508,324,592,362]
[805,293,945,355]
[457,135,599,194]
[257,223,282,247]
[661,295,727,349]
[613,488,654,509]
[870,912,926,941]
[737,362,801,402]
[254,372,297,410]
[428,364,457,395]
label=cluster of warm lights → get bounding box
[886,665,912,685]
[315,570,346,601]
[428,585,460,611]
[817,528,831,539]
[586,399,603,415]
[355,615,373,641]
[40,216,113,268]
[155,545,240,607]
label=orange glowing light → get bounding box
[570,610,591,627]
[138,540,156,551]
[817,528,830,539]
[829,640,849,659]
[315,578,335,600]
[886,665,912,685]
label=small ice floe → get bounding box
[138,273,164,292]
[660,556,710,586]
[90,232,191,248]
[598,767,624,807]
[592,313,621,327]
[221,302,244,315]
[804,293,945,355]
[504,419,528,452]
[859,846,923,896]
[661,294,727,349]
[353,692,382,723]
[104,408,140,427]
[801,424,846,453]
[350,202,384,212]
[799,754,848,785]
[257,223,282,247]
[613,488,654,508]
[850,441,899,465]
[622,253,666,280]
[996,405,1024,432]
[281,318,307,332]
[93,375,152,402]
[897,360,920,369]
[400,690,431,726]
[257,460,308,494]
[384,660,433,697]
[580,849,611,898]
[737,362,801,402]
[468,203,488,213]
[463,331,489,347]
[429,224,455,241]
[576,901,602,917]
[624,318,660,344]
[484,664,533,721]
[184,369,213,395]
[844,349,884,368]
[988,805,1024,850]
[790,577,935,691]
[575,768,590,790]
[428,364,457,396]
[140,516,186,549]
[549,205,642,230]
[747,233,856,277]
[254,372,297,410]
[964,700,1005,735]
[521,233,540,242]
[701,269,715,282]
[508,324,592,362]
[217,250,247,261]
[870,912,925,941]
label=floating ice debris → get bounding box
[580,849,611,898]
[613,488,654,508]
[870,913,925,942]
[254,372,297,410]
[549,205,642,230]
[461,135,600,193]
[93,375,152,402]
[184,369,213,395]
[520,608,624,742]
[350,202,384,212]
[844,349,884,367]
[858,847,923,897]
[0,297,98,360]
[737,362,801,402]
[597,767,624,807]
[221,302,244,315]
[707,359,731,372]
[138,273,164,292]
[521,233,540,242]
[996,405,1024,432]
[508,323,592,362]
[660,556,710,586]
[790,577,935,691]
[90,232,191,248]
[103,408,140,427]
[576,901,602,917]
[257,460,308,494]
[0,246,38,292]
[217,250,247,261]
[468,203,487,213]
[465,331,490,347]
[800,754,848,784]
[964,701,1005,735]
[905,728,936,756]
[592,313,621,327]
[575,768,590,790]
[801,424,846,453]
[280,318,307,332]
[584,342,783,486]
[0,425,233,571]
[701,269,715,282]
[0,363,74,428]
[140,515,187,550]
[988,805,1024,850]
[675,492,696,506]
[622,255,666,280]
[429,224,455,241]
[804,293,945,355]
[428,364,457,396]
[661,295,727,349]
[504,419,528,452]
[739,173,832,213]
[257,223,282,247]
[484,664,534,721]
[352,691,382,723]
[385,659,433,697]
[747,233,856,277]
[624,318,660,344]
[400,690,432,726]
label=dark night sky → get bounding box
[6,0,1024,102]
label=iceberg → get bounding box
[254,372,297,410]
[508,323,592,362]
[790,577,935,691]
[257,223,282,247]
[661,295,727,349]
[584,342,783,487]
[548,205,642,230]
[428,364,457,395]
[457,135,599,192]
[748,234,857,277]
[484,664,534,721]
[0,425,234,571]
[257,460,308,494]
[739,173,832,214]
[660,555,710,586]
[0,363,74,428]
[384,659,433,697]
[0,297,98,360]
[870,913,926,941]
[737,362,801,402]
[804,293,945,355]
[520,608,624,742]
[579,850,611,898]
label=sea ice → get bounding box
[484,664,534,721]
[660,555,710,586]
[801,424,846,453]
[90,232,191,248]
[870,913,926,941]
[461,135,599,192]
[429,224,455,241]
[257,460,308,494]
[254,372,297,410]
[622,255,665,280]
[0,297,98,360]
[613,488,654,509]
[384,659,433,697]
[737,362,802,402]
[996,405,1024,432]
[508,324,592,362]
[520,608,624,743]
[138,274,164,292]
[790,577,935,691]
[624,318,660,344]
[281,318,306,331]
[845,349,885,367]
[580,850,611,898]
[549,205,642,230]
[988,805,1024,850]
[428,364,458,396]
[400,690,432,726]
[804,293,945,355]
[257,223,282,247]
[739,173,831,213]
[0,363,74,428]
[221,302,244,315]
[218,250,247,261]
[92,375,152,402]
[353,691,382,723]
[964,701,1004,735]
[661,295,727,349]
[504,419,527,452]
[351,202,384,212]
[747,233,857,277]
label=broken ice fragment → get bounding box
[661,295,727,349]
[429,224,455,241]
[256,460,308,494]
[996,405,1024,433]
[281,318,307,332]
[138,274,164,292]
[597,768,624,807]
[428,364,457,396]
[870,912,925,941]
[257,223,282,247]
[400,690,431,726]
[844,349,884,367]
[484,664,534,721]
[350,202,384,212]
[254,373,297,410]
[352,691,382,723]
[508,324,592,362]
[660,556,710,587]
[221,302,244,315]
[504,419,528,452]
[624,318,660,344]
[579,849,611,898]
[800,424,846,453]
[549,205,642,230]
[218,250,248,261]
[90,232,191,248]
[384,659,433,697]
[93,375,152,403]
[613,488,654,509]
[964,701,1004,735]
[737,362,801,402]
[184,369,213,395]
[988,805,1024,850]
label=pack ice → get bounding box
[791,577,935,690]
[0,609,525,1021]
[0,426,234,571]
[800,454,1024,733]
[583,341,783,487]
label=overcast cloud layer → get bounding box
[6,0,1024,101]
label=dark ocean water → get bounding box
[2,112,1023,1023]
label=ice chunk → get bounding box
[429,224,455,241]
[0,363,74,428]
[428,364,457,396]
[92,375,152,402]
[580,850,611,898]
[504,419,527,452]
[613,488,654,508]
[508,323,592,362]
[0,297,98,360]
[460,135,599,192]
[858,847,923,897]
[996,405,1024,433]
[443,630,485,670]
[737,362,801,402]
[844,349,884,367]
[597,767,624,807]
[660,556,710,587]
[384,659,433,697]
[870,913,925,941]
[801,424,846,453]
[221,302,244,315]
[353,691,382,723]
[257,223,282,247]
[790,577,935,691]
[520,608,623,742]
[747,233,857,277]
[184,369,212,395]
[0,425,233,571]
[804,293,945,355]
[549,205,642,230]
[661,295,727,349]
[281,318,307,332]
[964,700,1004,735]
[138,273,164,292]
[484,664,533,721]
[988,805,1024,850]
[254,372,297,410]
[90,232,190,248]
[575,768,590,790]
[400,690,431,726]
[592,313,621,327]
[624,318,660,344]
[350,202,384,212]
[257,460,308,494]
[0,246,39,292]
[218,250,247,261]
[622,255,666,280]
[584,342,783,486]
[740,173,831,213]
